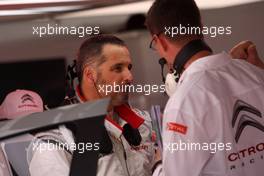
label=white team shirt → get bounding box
[154,52,264,176]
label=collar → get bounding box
[76,85,145,129]
[105,104,145,141]
[75,86,144,130]
[173,39,212,81]
[114,104,145,129]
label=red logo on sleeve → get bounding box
[167,122,188,134]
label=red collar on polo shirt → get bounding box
[76,85,145,129]
[105,104,145,140]
[105,104,145,132]
[114,104,145,129]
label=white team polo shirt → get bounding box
[154,52,264,176]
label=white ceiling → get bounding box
[58,0,264,19]
[0,0,145,22]
[197,0,263,8]
[1,0,263,18]
[0,0,263,42]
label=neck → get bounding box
[80,83,100,102]
[80,83,115,113]
[107,104,114,113]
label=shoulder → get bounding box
[28,125,74,157]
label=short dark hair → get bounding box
[76,34,126,82]
[145,0,203,40]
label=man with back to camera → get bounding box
[145,0,264,175]
[28,34,155,176]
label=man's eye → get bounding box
[128,64,132,70]
[114,66,122,72]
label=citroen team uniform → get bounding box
[28,88,155,176]
[154,52,264,176]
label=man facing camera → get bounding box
[28,35,155,176]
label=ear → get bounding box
[83,66,96,83]
[157,35,169,53]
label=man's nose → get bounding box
[123,69,133,84]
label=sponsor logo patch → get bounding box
[167,122,187,134]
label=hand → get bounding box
[154,146,162,162]
[229,40,264,69]
[229,41,264,69]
